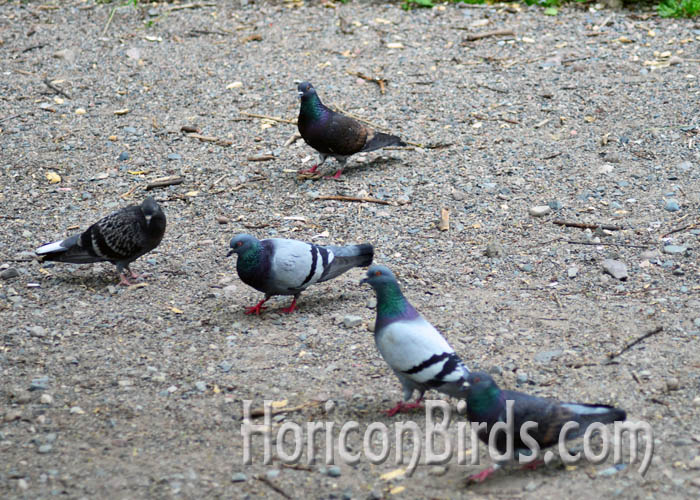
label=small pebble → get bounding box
[30,375,49,391]
[663,245,687,255]
[70,406,85,414]
[266,469,280,479]
[18,478,28,491]
[664,199,680,212]
[167,153,182,161]
[602,259,628,280]
[40,393,53,405]
[118,151,129,161]
[231,472,247,482]
[484,242,505,258]
[567,266,578,279]
[29,325,47,338]
[428,465,447,476]
[548,200,562,210]
[516,373,528,384]
[194,381,207,392]
[38,444,52,454]
[0,268,19,280]
[327,466,342,477]
[529,205,551,217]
[689,456,700,470]
[666,378,680,391]
[343,315,362,328]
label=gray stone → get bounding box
[598,464,627,476]
[118,151,129,161]
[428,465,447,476]
[194,381,207,392]
[30,375,49,391]
[327,466,341,477]
[343,315,362,328]
[529,205,551,217]
[40,393,53,405]
[548,200,563,210]
[484,242,505,258]
[516,373,528,384]
[534,350,563,364]
[167,153,182,161]
[231,472,247,482]
[663,245,687,255]
[37,444,52,454]
[567,266,578,279]
[218,361,233,373]
[266,469,280,479]
[666,378,680,391]
[602,259,628,280]
[664,199,680,212]
[29,326,47,338]
[0,268,19,280]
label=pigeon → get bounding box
[227,234,373,315]
[463,371,627,482]
[296,81,406,179]
[36,197,166,285]
[361,265,471,416]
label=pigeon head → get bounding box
[360,265,397,288]
[227,234,259,258]
[140,197,165,229]
[297,81,316,99]
[465,372,504,416]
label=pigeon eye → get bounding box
[374,270,382,276]
[236,241,243,247]
[473,377,481,383]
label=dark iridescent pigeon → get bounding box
[36,197,166,285]
[296,81,406,179]
[361,265,471,416]
[227,234,373,315]
[464,371,627,482]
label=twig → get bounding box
[438,208,449,231]
[566,240,649,249]
[463,29,515,42]
[247,155,275,162]
[255,475,292,499]
[281,463,313,471]
[347,70,386,94]
[250,400,323,418]
[541,151,562,160]
[145,176,184,190]
[22,44,46,53]
[239,112,296,125]
[120,185,139,200]
[43,78,71,99]
[102,5,116,37]
[476,82,508,94]
[185,133,232,147]
[660,221,699,239]
[230,176,267,192]
[167,2,217,12]
[284,132,302,147]
[313,195,393,206]
[553,220,623,231]
[607,327,663,361]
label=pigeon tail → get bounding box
[361,131,406,153]
[319,243,374,282]
[36,234,101,264]
[565,403,626,437]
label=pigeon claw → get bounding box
[521,459,544,471]
[466,466,496,483]
[244,299,269,315]
[299,165,319,174]
[280,298,298,314]
[326,169,344,180]
[118,273,133,286]
[384,400,424,417]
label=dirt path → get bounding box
[1,1,699,498]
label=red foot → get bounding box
[118,274,133,286]
[280,297,298,314]
[129,270,140,279]
[245,298,269,315]
[384,399,423,417]
[299,164,319,174]
[466,466,496,483]
[325,169,344,180]
[521,458,544,471]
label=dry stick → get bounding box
[250,400,322,418]
[476,82,508,94]
[566,240,649,249]
[607,326,663,361]
[553,220,623,231]
[102,5,116,37]
[186,133,232,147]
[464,29,515,42]
[247,155,275,162]
[314,195,393,206]
[660,221,699,239]
[145,176,184,190]
[239,111,296,125]
[43,77,71,99]
[347,70,386,94]
[168,2,217,11]
[255,475,292,500]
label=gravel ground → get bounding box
[2,1,700,499]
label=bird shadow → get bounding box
[340,156,404,178]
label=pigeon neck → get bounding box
[467,385,504,420]
[300,93,325,121]
[237,242,262,273]
[374,282,419,330]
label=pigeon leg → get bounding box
[245,297,269,315]
[299,164,319,174]
[384,397,424,417]
[520,458,544,471]
[466,466,496,483]
[280,297,298,314]
[326,168,344,180]
[118,272,133,286]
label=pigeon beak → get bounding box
[297,91,303,97]
[462,382,471,389]
[226,249,235,257]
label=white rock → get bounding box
[528,206,551,217]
